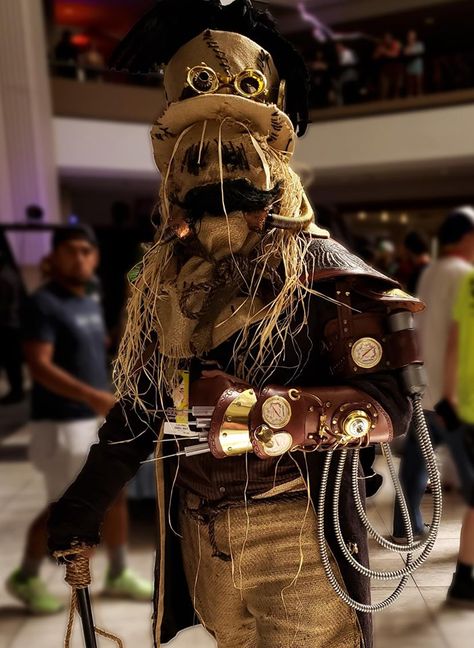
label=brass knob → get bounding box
[255,425,274,445]
[342,410,371,440]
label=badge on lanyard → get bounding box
[173,369,190,424]
[163,370,194,437]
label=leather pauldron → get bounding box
[323,282,423,379]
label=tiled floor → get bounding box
[0,428,472,648]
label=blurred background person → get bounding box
[335,41,360,105]
[78,40,105,82]
[393,207,474,542]
[374,32,403,99]
[310,49,331,107]
[374,237,398,275]
[441,269,474,607]
[0,250,25,405]
[5,225,152,614]
[404,30,425,96]
[401,230,431,293]
[53,29,79,79]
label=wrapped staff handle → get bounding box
[53,546,124,648]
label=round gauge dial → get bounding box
[262,396,292,429]
[351,337,383,369]
[262,432,293,457]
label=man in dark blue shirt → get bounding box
[6,225,152,614]
[25,279,110,422]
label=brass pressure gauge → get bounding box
[255,426,293,457]
[262,395,292,429]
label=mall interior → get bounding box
[1,1,474,647]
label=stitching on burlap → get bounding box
[257,49,271,73]
[203,29,232,75]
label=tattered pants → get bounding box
[179,488,361,648]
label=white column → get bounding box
[0,0,60,262]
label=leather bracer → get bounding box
[205,382,392,460]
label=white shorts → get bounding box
[27,418,103,502]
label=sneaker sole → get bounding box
[101,589,152,602]
[5,581,64,615]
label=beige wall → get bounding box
[295,103,474,172]
[0,0,59,226]
[53,100,474,195]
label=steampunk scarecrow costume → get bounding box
[48,2,441,647]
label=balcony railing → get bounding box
[50,50,474,125]
[309,51,474,105]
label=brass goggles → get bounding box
[185,63,270,100]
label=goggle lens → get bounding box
[187,65,219,94]
[186,66,268,99]
[234,69,268,98]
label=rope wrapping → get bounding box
[53,547,125,648]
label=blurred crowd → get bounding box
[51,29,162,86]
[311,30,427,107]
[50,25,474,106]
[355,207,474,607]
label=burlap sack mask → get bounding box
[152,30,296,171]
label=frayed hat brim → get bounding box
[151,93,296,170]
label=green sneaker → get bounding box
[103,568,153,602]
[6,569,63,615]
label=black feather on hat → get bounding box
[110,0,310,136]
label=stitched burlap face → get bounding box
[159,119,308,229]
[148,31,324,364]
[154,117,324,360]
[164,30,280,104]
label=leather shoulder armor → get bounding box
[306,236,424,313]
[350,281,424,314]
[306,238,424,378]
[306,237,396,284]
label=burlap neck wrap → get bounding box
[155,212,271,359]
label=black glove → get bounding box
[48,398,157,555]
[463,426,474,465]
[434,398,462,432]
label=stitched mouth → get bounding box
[181,179,281,221]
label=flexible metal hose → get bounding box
[316,396,442,611]
[317,451,410,612]
[351,425,440,556]
[351,445,422,553]
[331,450,415,580]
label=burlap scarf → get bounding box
[155,212,270,358]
